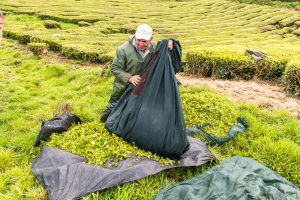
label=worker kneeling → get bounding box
[105,37,187,159]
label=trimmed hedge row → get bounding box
[283,63,300,95]
[78,21,92,27]
[185,50,300,95]
[185,51,256,80]
[38,13,100,24]
[231,0,300,10]
[1,9,99,25]
[3,30,113,63]
[61,46,113,63]
[3,29,299,95]
[27,42,48,56]
[44,20,61,29]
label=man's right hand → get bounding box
[128,75,141,86]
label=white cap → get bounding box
[135,24,152,40]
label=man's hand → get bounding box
[168,40,173,51]
[128,75,141,86]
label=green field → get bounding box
[1,0,300,61]
[0,0,300,199]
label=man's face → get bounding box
[0,18,4,29]
[135,38,152,52]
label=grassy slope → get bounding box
[0,38,299,199]
[0,0,300,62]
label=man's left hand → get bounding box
[168,40,173,51]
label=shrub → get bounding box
[255,58,288,80]
[185,50,293,82]
[3,31,31,44]
[61,46,113,63]
[185,50,256,80]
[27,43,48,56]
[61,46,99,62]
[185,51,213,77]
[78,21,91,27]
[293,28,300,36]
[102,26,136,34]
[46,40,62,52]
[44,20,61,29]
[18,34,31,44]
[283,63,300,96]
[212,53,255,80]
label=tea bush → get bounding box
[27,42,48,56]
[185,50,294,86]
[255,58,288,80]
[185,50,255,80]
[78,21,92,27]
[283,63,300,95]
[44,20,60,29]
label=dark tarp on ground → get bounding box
[186,117,248,145]
[154,156,300,200]
[34,114,82,147]
[105,39,187,159]
[31,137,215,200]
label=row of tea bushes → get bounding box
[283,63,300,96]
[185,50,299,95]
[3,29,299,95]
[184,50,256,80]
[231,0,300,10]
[27,42,48,56]
[3,30,113,63]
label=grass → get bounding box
[0,38,299,199]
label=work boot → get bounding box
[176,78,181,85]
[100,103,116,122]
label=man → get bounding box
[100,24,173,122]
[0,11,4,45]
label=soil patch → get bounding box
[177,73,300,119]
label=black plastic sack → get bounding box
[105,39,187,158]
[32,137,215,200]
[155,156,300,200]
[34,114,82,147]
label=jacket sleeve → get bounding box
[111,47,132,85]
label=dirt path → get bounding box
[177,74,300,119]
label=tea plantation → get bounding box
[0,0,299,199]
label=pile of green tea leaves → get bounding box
[181,86,238,136]
[46,86,238,167]
[46,121,176,166]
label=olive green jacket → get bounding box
[109,35,156,102]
